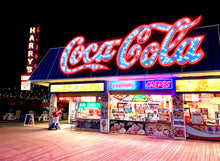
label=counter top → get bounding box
[76,118,100,120]
[110,119,171,124]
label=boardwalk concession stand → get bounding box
[29,16,220,140]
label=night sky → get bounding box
[1,4,219,88]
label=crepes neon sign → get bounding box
[145,79,173,90]
[60,16,205,74]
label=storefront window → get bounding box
[110,95,172,122]
[183,94,220,126]
[76,102,101,119]
[71,96,101,120]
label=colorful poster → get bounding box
[110,120,127,134]
[172,94,186,139]
[101,109,108,119]
[145,123,171,137]
[126,121,145,135]
[110,120,145,135]
[100,108,108,133]
[100,119,108,133]
[76,119,100,131]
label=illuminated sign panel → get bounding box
[133,95,147,101]
[145,79,173,90]
[176,79,220,92]
[21,82,31,91]
[50,83,105,93]
[60,16,205,75]
[78,102,101,109]
[26,26,40,74]
[21,75,31,90]
[109,81,143,90]
[21,75,31,81]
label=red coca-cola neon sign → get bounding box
[60,16,205,74]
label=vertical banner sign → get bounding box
[172,94,186,139]
[26,26,40,74]
[100,93,108,133]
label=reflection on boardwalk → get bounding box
[0,123,219,161]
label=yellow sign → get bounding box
[176,78,220,92]
[50,83,105,93]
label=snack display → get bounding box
[110,95,172,122]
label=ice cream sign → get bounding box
[78,102,102,109]
[60,16,204,74]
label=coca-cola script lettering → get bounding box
[60,16,205,74]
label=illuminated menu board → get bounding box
[50,82,105,93]
[176,78,220,92]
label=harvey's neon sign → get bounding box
[60,16,205,74]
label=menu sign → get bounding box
[50,83,105,93]
[21,75,31,91]
[172,94,186,139]
[176,78,220,92]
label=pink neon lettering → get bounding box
[60,16,205,74]
[145,80,171,89]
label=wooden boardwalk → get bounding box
[0,123,219,161]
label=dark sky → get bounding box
[1,3,219,88]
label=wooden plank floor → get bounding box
[0,123,219,161]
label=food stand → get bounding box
[29,17,220,140]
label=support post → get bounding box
[48,94,58,127]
